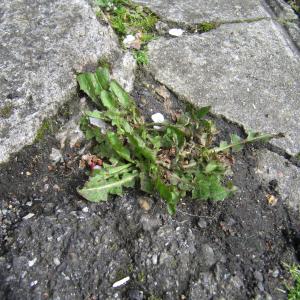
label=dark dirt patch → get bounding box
[0,70,299,300]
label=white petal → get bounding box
[151,113,165,123]
[123,35,135,44]
[169,28,184,37]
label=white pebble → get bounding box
[82,207,89,213]
[23,213,35,220]
[30,280,38,287]
[28,258,37,267]
[53,258,60,266]
[169,28,184,37]
[112,276,130,288]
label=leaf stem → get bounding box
[213,133,281,153]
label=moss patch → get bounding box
[0,104,14,119]
[34,119,54,142]
[196,22,218,32]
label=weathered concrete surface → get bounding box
[264,0,298,20]
[283,20,300,49]
[0,0,122,163]
[133,0,269,24]
[256,150,300,211]
[147,20,300,155]
[112,52,137,93]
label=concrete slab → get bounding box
[256,150,300,212]
[133,0,269,24]
[0,0,121,163]
[147,20,300,155]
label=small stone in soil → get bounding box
[23,213,35,220]
[50,148,63,164]
[138,196,152,211]
[53,258,60,266]
[112,276,130,288]
[201,244,216,268]
[28,257,37,267]
[82,207,89,213]
[254,271,264,282]
[198,219,207,228]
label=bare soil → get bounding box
[0,70,299,300]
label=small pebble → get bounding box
[152,254,158,265]
[50,148,63,164]
[30,280,38,287]
[254,271,264,282]
[53,258,60,266]
[82,207,89,213]
[23,213,35,220]
[43,184,49,192]
[138,197,151,211]
[28,258,37,267]
[272,269,279,278]
[198,219,207,228]
[53,184,60,192]
[112,276,130,288]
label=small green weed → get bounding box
[76,67,279,214]
[288,1,300,14]
[97,0,157,38]
[285,264,300,300]
[137,271,145,283]
[286,264,300,300]
[134,49,149,65]
[96,0,157,65]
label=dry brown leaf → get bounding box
[155,85,170,100]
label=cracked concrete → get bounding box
[0,0,300,299]
[256,149,300,211]
[133,0,270,24]
[147,20,300,155]
[0,0,135,164]
[137,0,300,211]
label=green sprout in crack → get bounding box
[95,0,158,64]
[288,0,300,14]
[284,264,300,300]
[97,0,158,38]
[76,67,279,215]
[134,49,149,65]
[191,22,217,33]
